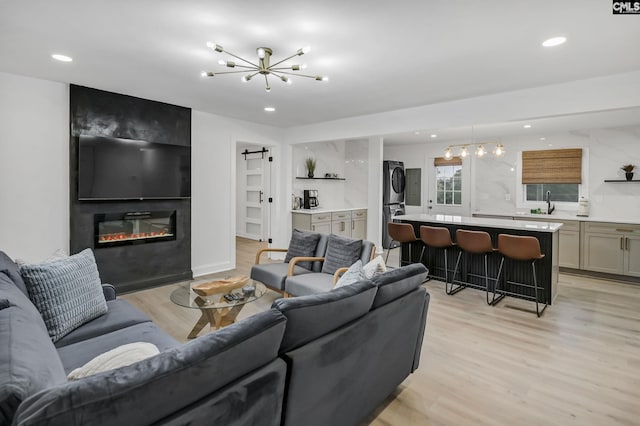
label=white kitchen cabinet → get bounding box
[581,222,640,277]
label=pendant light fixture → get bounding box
[442,126,506,159]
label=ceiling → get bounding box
[382,107,640,145]
[1,0,639,128]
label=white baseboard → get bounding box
[192,261,234,278]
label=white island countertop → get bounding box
[292,207,367,214]
[394,214,563,233]
[474,210,639,225]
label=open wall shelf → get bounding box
[604,180,640,182]
[296,177,346,180]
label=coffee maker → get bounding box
[303,190,319,209]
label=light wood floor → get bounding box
[123,238,640,426]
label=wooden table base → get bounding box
[187,298,245,339]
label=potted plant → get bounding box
[305,157,316,178]
[621,164,635,181]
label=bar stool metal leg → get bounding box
[492,256,506,306]
[532,259,548,317]
[448,250,467,295]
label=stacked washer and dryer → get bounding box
[382,160,406,249]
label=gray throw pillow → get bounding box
[321,234,363,275]
[19,248,108,342]
[284,229,322,270]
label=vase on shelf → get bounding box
[307,172,314,178]
[625,172,634,181]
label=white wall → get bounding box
[291,139,369,210]
[0,72,69,261]
[383,125,640,222]
[191,112,283,276]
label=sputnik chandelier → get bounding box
[202,42,328,92]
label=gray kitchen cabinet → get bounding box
[351,209,367,240]
[292,212,331,234]
[581,222,640,277]
[514,217,581,269]
[624,234,640,277]
[557,220,581,269]
[331,211,352,237]
[292,209,367,238]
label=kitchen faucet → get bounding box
[546,190,555,215]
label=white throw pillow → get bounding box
[67,342,159,380]
[363,256,387,279]
[334,260,367,288]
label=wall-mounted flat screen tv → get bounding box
[78,135,191,200]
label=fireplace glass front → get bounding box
[95,211,176,248]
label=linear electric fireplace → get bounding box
[94,211,176,248]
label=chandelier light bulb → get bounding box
[257,47,266,59]
[200,71,207,77]
[460,146,469,158]
[298,46,311,55]
[207,42,224,52]
[241,75,252,82]
[494,143,505,157]
[444,147,453,160]
[476,145,486,157]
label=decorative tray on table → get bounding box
[191,275,249,296]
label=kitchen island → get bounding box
[393,214,562,304]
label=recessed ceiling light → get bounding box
[542,36,567,47]
[539,137,546,141]
[548,144,553,147]
[523,124,532,129]
[430,134,437,138]
[414,131,420,135]
[51,54,72,62]
[264,107,276,112]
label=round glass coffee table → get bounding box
[170,280,266,339]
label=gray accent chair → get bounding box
[272,263,430,426]
[251,233,329,296]
[285,239,376,296]
[251,233,376,297]
[0,251,288,426]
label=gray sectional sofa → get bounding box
[1,249,429,426]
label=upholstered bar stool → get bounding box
[451,229,498,303]
[386,222,418,267]
[419,226,455,289]
[494,234,548,317]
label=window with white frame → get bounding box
[434,157,462,206]
[522,148,582,203]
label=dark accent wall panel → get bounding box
[70,85,192,293]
